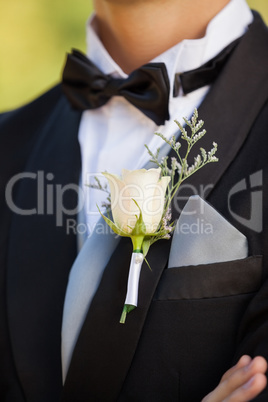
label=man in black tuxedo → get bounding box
[0,0,268,401]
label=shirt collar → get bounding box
[86,0,253,90]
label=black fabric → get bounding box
[155,256,263,300]
[175,37,241,95]
[62,50,170,125]
[0,90,82,402]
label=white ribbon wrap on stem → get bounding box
[125,252,144,306]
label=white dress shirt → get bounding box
[78,0,253,236]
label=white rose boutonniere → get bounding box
[92,109,218,323]
[102,168,170,236]
[101,168,170,323]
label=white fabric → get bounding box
[79,0,253,235]
[62,0,253,381]
[168,196,248,268]
[124,253,144,307]
[62,220,120,381]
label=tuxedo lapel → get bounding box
[62,13,268,402]
[170,11,268,220]
[62,235,171,402]
[7,95,82,402]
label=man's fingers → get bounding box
[219,356,267,401]
[224,372,267,402]
[202,356,267,402]
[220,355,252,382]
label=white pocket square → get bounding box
[168,195,248,268]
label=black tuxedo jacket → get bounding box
[0,12,268,402]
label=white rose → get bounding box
[103,168,170,234]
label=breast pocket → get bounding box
[154,255,263,300]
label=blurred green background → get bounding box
[0,0,267,112]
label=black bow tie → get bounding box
[62,50,170,126]
[174,37,240,96]
[62,38,239,125]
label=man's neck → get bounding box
[93,0,231,73]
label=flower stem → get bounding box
[120,304,136,324]
[131,235,144,254]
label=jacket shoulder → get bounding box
[0,84,63,131]
[0,84,66,194]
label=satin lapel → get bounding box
[7,95,82,402]
[62,235,171,402]
[170,12,268,220]
[63,14,268,402]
